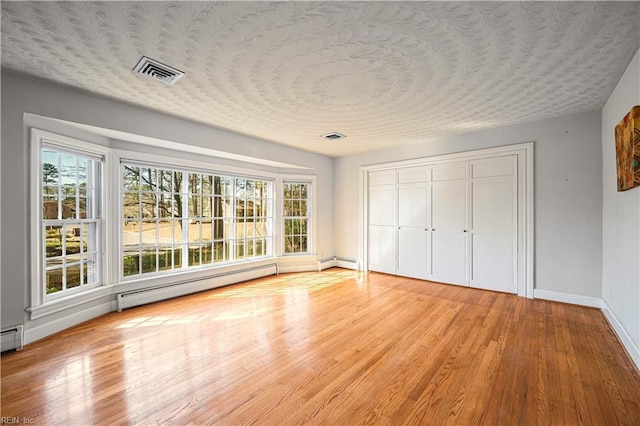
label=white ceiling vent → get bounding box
[133,56,184,85]
[321,132,347,141]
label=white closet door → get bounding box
[397,184,429,279]
[470,156,517,293]
[368,176,396,274]
[430,165,469,286]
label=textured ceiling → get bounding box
[2,2,639,157]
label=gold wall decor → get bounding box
[615,105,640,191]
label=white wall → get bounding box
[601,49,640,364]
[335,109,603,298]
[1,70,335,332]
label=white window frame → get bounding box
[280,176,316,256]
[29,129,112,311]
[115,150,278,282]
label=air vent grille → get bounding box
[133,56,184,85]
[321,132,347,140]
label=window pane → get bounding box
[158,220,172,244]
[236,178,245,198]
[214,241,225,262]
[188,245,201,266]
[173,247,182,269]
[61,197,77,219]
[246,239,255,258]
[158,195,172,218]
[65,226,81,255]
[140,168,156,191]
[202,196,213,217]
[46,268,63,294]
[189,195,202,217]
[202,242,213,264]
[78,197,88,219]
[141,248,157,274]
[86,254,98,284]
[214,177,224,195]
[141,220,157,246]
[188,221,201,243]
[123,220,141,247]
[213,219,224,240]
[123,166,140,190]
[141,193,157,218]
[235,240,245,260]
[172,220,184,244]
[123,250,140,276]
[45,226,63,258]
[189,173,201,194]
[202,175,213,195]
[246,180,255,198]
[66,263,81,289]
[158,247,173,272]
[123,192,140,219]
[159,170,173,192]
[201,219,212,242]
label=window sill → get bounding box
[27,286,113,320]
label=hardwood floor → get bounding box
[2,268,639,425]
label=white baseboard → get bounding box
[601,300,640,370]
[533,289,601,308]
[24,300,116,345]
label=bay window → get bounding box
[121,163,273,278]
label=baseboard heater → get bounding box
[318,257,336,271]
[1,325,24,352]
[335,257,359,270]
[116,263,278,311]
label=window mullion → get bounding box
[181,176,189,269]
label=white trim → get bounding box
[26,286,112,320]
[359,142,534,298]
[115,148,281,181]
[116,263,277,311]
[24,300,116,345]
[30,129,111,309]
[602,299,640,370]
[533,289,602,308]
[280,175,317,257]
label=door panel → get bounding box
[369,226,396,274]
[369,186,395,226]
[430,174,469,285]
[431,182,467,230]
[398,186,427,227]
[397,184,429,278]
[398,227,428,279]
[471,233,515,293]
[472,179,515,230]
[431,231,468,285]
[470,156,517,293]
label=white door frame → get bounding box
[359,142,534,298]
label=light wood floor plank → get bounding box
[2,268,640,425]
